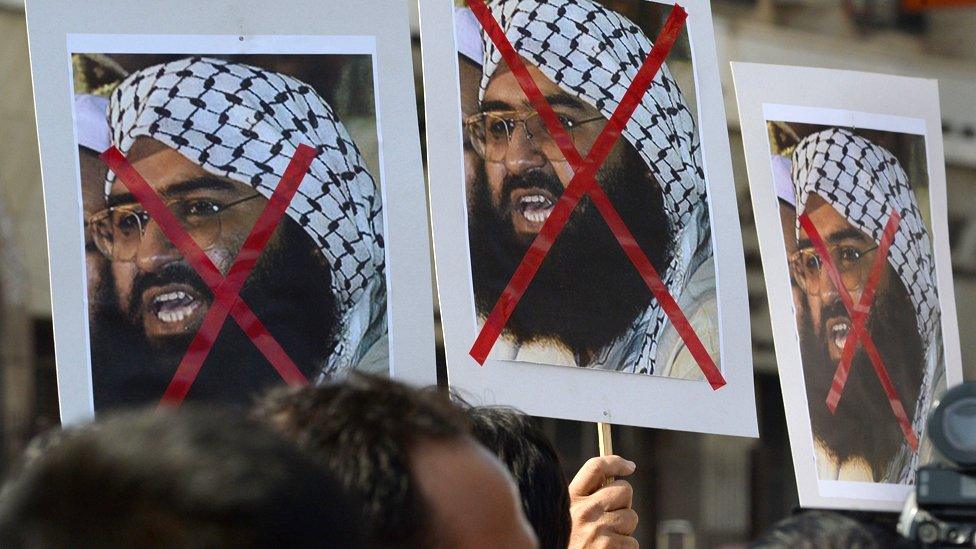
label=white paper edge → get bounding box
[731,61,964,512]
[419,0,757,435]
[25,0,437,425]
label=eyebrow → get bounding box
[480,93,588,114]
[796,228,872,250]
[107,176,238,208]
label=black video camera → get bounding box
[898,382,976,546]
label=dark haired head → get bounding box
[252,374,471,548]
[466,407,571,549]
[751,510,916,548]
[0,406,363,548]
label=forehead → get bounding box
[802,194,860,237]
[484,59,585,109]
[109,137,250,197]
[411,437,524,541]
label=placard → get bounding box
[732,62,964,511]
[26,0,435,422]
[420,0,756,434]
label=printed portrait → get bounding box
[455,0,718,379]
[768,121,947,484]
[73,52,388,410]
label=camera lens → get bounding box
[918,521,940,544]
[928,382,976,468]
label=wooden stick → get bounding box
[598,421,613,456]
[597,422,614,485]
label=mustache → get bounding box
[127,262,212,319]
[818,297,851,335]
[501,170,564,207]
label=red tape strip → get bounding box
[798,211,918,450]
[466,2,725,388]
[101,145,316,407]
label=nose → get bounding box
[503,122,547,175]
[134,220,181,272]
[816,270,840,302]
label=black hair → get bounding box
[0,406,363,548]
[252,374,470,548]
[466,406,571,549]
[751,510,917,548]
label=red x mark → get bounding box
[101,145,318,407]
[466,1,725,389]
[798,211,918,449]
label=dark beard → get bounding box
[801,271,925,477]
[91,218,339,410]
[468,145,673,360]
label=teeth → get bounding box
[521,194,549,205]
[156,302,198,324]
[831,322,850,348]
[155,290,189,304]
[524,208,552,223]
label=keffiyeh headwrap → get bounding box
[106,57,385,377]
[792,128,942,478]
[479,0,712,372]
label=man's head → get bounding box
[0,407,364,548]
[253,374,538,548]
[750,510,915,548]
[465,406,571,549]
[790,128,938,472]
[466,0,711,364]
[91,57,385,405]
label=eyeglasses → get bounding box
[463,110,604,162]
[87,194,263,262]
[789,243,880,295]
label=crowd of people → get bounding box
[0,373,923,548]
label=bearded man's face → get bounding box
[467,60,673,358]
[91,137,338,408]
[793,194,925,475]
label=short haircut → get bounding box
[465,406,571,549]
[252,374,470,548]
[0,406,363,548]
[751,510,914,548]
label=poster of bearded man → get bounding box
[26,0,436,423]
[733,63,963,511]
[420,0,757,434]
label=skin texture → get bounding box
[411,437,538,549]
[794,194,924,478]
[568,456,639,549]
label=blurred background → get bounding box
[0,0,973,546]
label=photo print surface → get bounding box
[73,50,389,410]
[456,0,718,379]
[768,120,947,485]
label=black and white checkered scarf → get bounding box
[106,57,385,378]
[479,0,712,373]
[792,128,941,478]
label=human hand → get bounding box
[568,455,639,549]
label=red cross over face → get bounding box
[479,61,630,244]
[105,138,272,344]
[796,195,894,364]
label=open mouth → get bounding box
[141,284,208,338]
[826,317,851,354]
[510,187,557,236]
